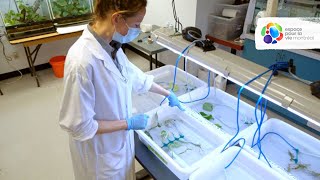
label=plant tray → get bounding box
[136,106,229,180]
[5,20,56,41]
[53,14,92,27]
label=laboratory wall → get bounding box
[142,0,197,28]
[142,0,200,75]
[142,0,241,76]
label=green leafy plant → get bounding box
[202,102,214,112]
[144,131,153,140]
[168,82,179,92]
[51,0,90,18]
[215,123,222,129]
[4,0,46,26]
[287,150,320,177]
[199,112,213,121]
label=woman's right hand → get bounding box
[126,114,149,130]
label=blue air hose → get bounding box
[221,68,272,153]
[225,138,246,169]
[160,41,211,105]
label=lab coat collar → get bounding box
[82,27,128,82]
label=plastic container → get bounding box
[49,56,66,78]
[178,87,268,136]
[207,3,248,40]
[136,106,229,180]
[214,3,249,18]
[207,14,245,40]
[132,65,206,115]
[189,146,291,180]
[241,119,320,180]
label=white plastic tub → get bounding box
[179,87,268,136]
[241,119,320,180]
[132,65,206,115]
[207,15,245,40]
[189,146,290,180]
[136,106,229,180]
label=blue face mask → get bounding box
[112,25,141,44]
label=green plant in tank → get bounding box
[4,0,46,26]
[51,0,90,18]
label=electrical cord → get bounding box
[0,36,23,85]
[172,0,183,32]
[288,67,312,85]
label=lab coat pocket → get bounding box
[97,142,127,178]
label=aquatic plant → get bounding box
[4,0,46,26]
[51,0,90,18]
[202,102,214,112]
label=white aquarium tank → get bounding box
[242,119,320,180]
[0,0,55,40]
[132,65,206,115]
[179,87,267,136]
[189,146,293,180]
[136,106,229,179]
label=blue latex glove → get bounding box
[126,114,149,130]
[167,91,185,111]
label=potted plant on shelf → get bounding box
[49,0,92,26]
[1,0,55,41]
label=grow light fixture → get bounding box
[152,28,320,131]
[157,40,283,107]
[156,41,226,78]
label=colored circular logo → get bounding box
[261,23,283,44]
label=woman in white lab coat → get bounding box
[59,0,183,180]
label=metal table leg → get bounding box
[149,54,153,70]
[23,44,42,87]
[231,48,237,55]
[155,53,158,68]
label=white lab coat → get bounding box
[59,27,154,180]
